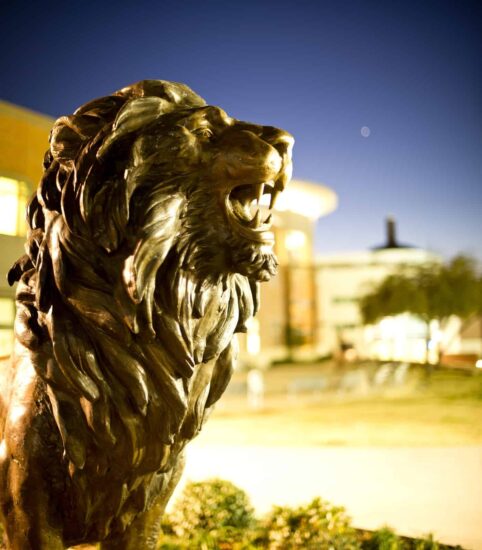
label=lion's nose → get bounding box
[239,126,294,172]
[273,132,294,154]
[262,129,294,161]
[214,129,283,181]
[273,137,294,173]
[224,130,282,166]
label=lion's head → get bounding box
[98,91,294,284]
[8,81,293,486]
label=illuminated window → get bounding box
[0,176,30,236]
[0,297,15,357]
[283,229,309,264]
[284,230,306,252]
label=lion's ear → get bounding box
[97,97,173,160]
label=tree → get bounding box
[359,255,481,364]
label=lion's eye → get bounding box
[193,127,214,139]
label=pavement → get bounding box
[178,443,482,550]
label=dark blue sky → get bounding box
[1,0,481,260]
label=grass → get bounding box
[199,365,482,447]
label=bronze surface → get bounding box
[0,80,293,549]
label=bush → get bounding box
[167,478,256,540]
[362,527,402,549]
[263,497,361,549]
[160,479,461,549]
[414,533,440,550]
[360,528,455,550]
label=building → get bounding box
[0,100,53,357]
[240,180,337,366]
[0,99,338,362]
[315,218,442,363]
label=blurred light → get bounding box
[379,317,396,338]
[0,176,27,236]
[345,348,357,362]
[393,332,405,359]
[476,360,482,369]
[247,369,264,409]
[271,180,338,220]
[246,318,260,355]
[285,230,306,251]
[9,404,26,425]
[364,326,375,342]
[0,440,6,459]
[361,126,371,138]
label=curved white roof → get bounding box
[274,179,338,220]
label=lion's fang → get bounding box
[255,183,264,203]
[250,209,261,227]
[269,189,280,209]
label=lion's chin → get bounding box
[231,244,278,281]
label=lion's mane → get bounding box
[8,81,262,532]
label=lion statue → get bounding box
[0,80,293,549]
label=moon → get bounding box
[361,126,371,138]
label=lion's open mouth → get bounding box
[226,180,282,243]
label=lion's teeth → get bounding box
[252,209,261,227]
[255,183,264,204]
[247,209,259,227]
[269,189,280,210]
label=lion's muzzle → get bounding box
[215,125,293,245]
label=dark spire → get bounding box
[386,216,397,247]
[371,216,416,250]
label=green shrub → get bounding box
[159,527,262,549]
[414,533,440,550]
[360,528,452,550]
[167,478,256,540]
[160,478,460,549]
[362,526,402,549]
[263,497,361,549]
